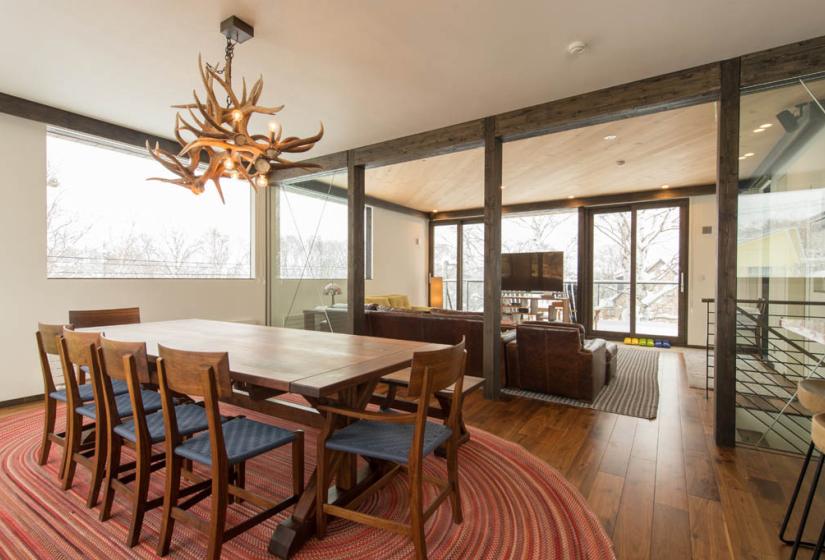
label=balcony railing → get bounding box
[704,298,825,454]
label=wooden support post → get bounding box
[348,152,366,335]
[714,58,740,447]
[483,117,503,399]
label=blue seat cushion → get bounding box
[50,379,129,403]
[174,418,296,466]
[114,404,226,444]
[76,389,162,419]
[325,420,452,464]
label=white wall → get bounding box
[366,206,429,305]
[0,114,267,402]
[687,195,718,346]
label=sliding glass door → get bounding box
[589,200,687,343]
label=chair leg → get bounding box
[792,453,825,559]
[316,444,328,538]
[446,439,463,524]
[126,444,150,548]
[206,471,229,560]
[781,441,817,547]
[61,412,82,490]
[99,436,122,522]
[409,467,428,560]
[157,454,182,557]
[86,419,108,508]
[38,397,56,466]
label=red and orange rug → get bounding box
[0,403,614,559]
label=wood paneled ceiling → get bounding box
[320,103,719,212]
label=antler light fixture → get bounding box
[147,16,323,202]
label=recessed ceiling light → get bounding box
[759,123,773,129]
[738,156,747,160]
[567,41,587,55]
[500,185,507,190]
[432,209,438,213]
[744,152,755,157]
[661,184,670,189]
[604,135,617,141]
[753,128,765,133]
[567,195,575,199]
[616,159,626,166]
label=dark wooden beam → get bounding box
[495,63,720,141]
[347,152,367,335]
[353,119,485,168]
[741,35,825,89]
[714,58,741,448]
[0,91,179,154]
[294,179,428,219]
[482,117,503,400]
[431,183,716,222]
[270,152,349,183]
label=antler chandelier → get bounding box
[147,16,323,202]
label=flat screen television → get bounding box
[501,251,564,292]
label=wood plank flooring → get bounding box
[463,351,825,559]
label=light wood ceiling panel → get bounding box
[346,103,717,212]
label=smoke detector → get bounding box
[567,41,587,55]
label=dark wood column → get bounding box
[348,151,366,335]
[483,117,503,399]
[714,58,741,447]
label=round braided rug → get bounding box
[0,403,614,559]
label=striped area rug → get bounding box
[0,401,615,559]
[502,347,660,419]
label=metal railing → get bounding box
[704,297,825,454]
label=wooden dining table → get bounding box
[94,318,448,558]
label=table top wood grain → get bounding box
[91,319,447,398]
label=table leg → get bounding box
[269,379,381,558]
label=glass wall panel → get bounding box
[461,223,484,311]
[635,207,680,336]
[735,77,825,453]
[592,210,632,332]
[433,224,458,309]
[269,172,351,333]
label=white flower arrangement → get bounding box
[323,283,342,296]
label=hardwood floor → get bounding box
[5,350,822,558]
[463,351,825,559]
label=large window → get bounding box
[46,130,254,279]
[502,209,579,283]
[277,185,372,280]
[433,224,458,309]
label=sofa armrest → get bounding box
[584,338,606,353]
[582,339,607,402]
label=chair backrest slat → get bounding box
[99,337,152,439]
[156,345,232,467]
[407,339,467,398]
[37,323,73,394]
[68,307,141,329]
[58,330,102,406]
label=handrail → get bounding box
[702,297,825,307]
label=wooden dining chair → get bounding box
[58,329,162,508]
[68,307,141,329]
[316,338,467,560]
[155,345,304,560]
[97,337,230,546]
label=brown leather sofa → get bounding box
[365,309,514,377]
[505,322,607,402]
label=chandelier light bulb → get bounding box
[224,158,235,170]
[232,109,243,122]
[268,121,279,132]
[230,170,239,180]
[255,175,268,188]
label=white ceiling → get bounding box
[3,0,824,159]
